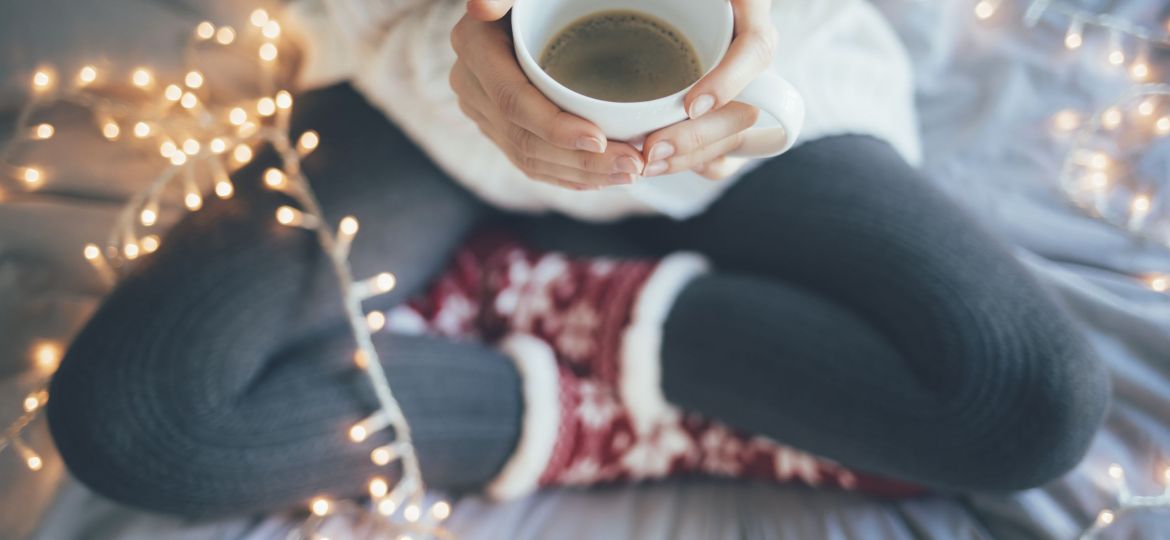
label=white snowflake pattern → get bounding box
[763,441,825,486]
[620,418,696,480]
[574,382,620,429]
[556,302,600,363]
[698,424,746,477]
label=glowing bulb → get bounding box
[259,43,279,62]
[275,206,296,225]
[250,8,269,27]
[233,144,253,165]
[371,446,394,466]
[1163,466,1170,484]
[340,216,359,236]
[215,26,236,45]
[403,504,421,522]
[353,350,368,369]
[33,123,54,140]
[431,501,451,520]
[369,477,389,498]
[1097,510,1114,525]
[1137,98,1155,116]
[1131,63,1150,81]
[134,122,151,138]
[229,107,248,126]
[264,168,287,189]
[1151,275,1169,292]
[184,192,203,211]
[84,244,102,260]
[377,499,397,515]
[1132,195,1150,215]
[33,341,62,372]
[141,235,160,253]
[1157,116,1170,136]
[310,498,331,516]
[210,137,227,154]
[23,394,41,412]
[366,311,387,331]
[164,84,183,102]
[1088,151,1109,169]
[349,423,369,442]
[262,20,282,39]
[1107,31,1125,66]
[297,130,320,154]
[185,71,204,89]
[196,21,216,40]
[276,90,293,110]
[1088,171,1107,189]
[1052,109,1079,132]
[102,121,120,140]
[257,97,276,116]
[78,65,97,85]
[180,92,198,110]
[974,0,996,20]
[21,167,43,186]
[124,242,140,260]
[1064,31,1082,49]
[140,207,158,226]
[170,151,188,166]
[1108,463,1123,479]
[1101,107,1122,130]
[131,68,153,88]
[32,70,52,91]
[182,139,201,155]
[26,454,43,471]
[215,178,234,199]
[375,272,397,292]
[160,140,177,157]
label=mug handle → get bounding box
[728,71,806,158]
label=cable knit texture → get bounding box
[285,0,921,220]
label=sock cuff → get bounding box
[619,252,709,434]
[485,334,561,500]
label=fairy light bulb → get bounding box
[366,311,387,331]
[1064,18,1084,49]
[215,177,234,199]
[131,68,153,88]
[1130,44,1151,81]
[33,341,62,372]
[1150,275,1169,292]
[124,242,141,260]
[184,192,202,211]
[209,137,227,154]
[250,9,269,27]
[170,151,188,166]
[431,501,451,520]
[233,144,253,165]
[32,70,52,91]
[1101,107,1122,130]
[264,168,287,189]
[1088,171,1108,189]
[1131,194,1151,220]
[353,350,368,369]
[215,26,236,45]
[377,498,397,516]
[101,120,120,140]
[195,21,216,40]
[1108,463,1123,479]
[1157,116,1170,136]
[1137,98,1155,117]
[84,243,102,261]
[140,204,159,226]
[1097,510,1114,525]
[1052,109,1079,132]
[141,235,160,253]
[374,272,397,292]
[229,107,248,126]
[403,504,421,522]
[21,167,43,186]
[369,477,389,498]
[133,122,151,138]
[310,498,331,516]
[78,65,97,85]
[259,43,278,62]
[159,140,177,158]
[33,123,55,140]
[164,84,183,102]
[276,90,293,110]
[340,216,359,236]
[23,449,43,471]
[262,20,282,39]
[297,130,320,154]
[1088,151,1108,169]
[371,445,393,466]
[180,92,198,110]
[182,139,201,155]
[974,0,999,20]
[185,71,204,89]
[348,423,369,442]
[1107,31,1125,66]
[23,393,41,413]
[257,97,276,116]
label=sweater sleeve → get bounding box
[284,0,922,222]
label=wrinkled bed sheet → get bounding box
[3,0,1169,538]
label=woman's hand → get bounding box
[451,1,646,191]
[641,0,777,180]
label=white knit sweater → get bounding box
[286,0,921,222]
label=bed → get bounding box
[2,0,1169,538]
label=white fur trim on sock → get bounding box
[485,334,561,501]
[620,253,709,434]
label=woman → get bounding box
[47,0,1108,518]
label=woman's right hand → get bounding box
[450,1,646,191]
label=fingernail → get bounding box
[688,95,715,119]
[576,136,605,154]
[608,173,636,185]
[645,161,669,176]
[648,142,675,162]
[613,156,642,174]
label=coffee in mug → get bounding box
[539,11,703,103]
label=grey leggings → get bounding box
[48,85,1109,518]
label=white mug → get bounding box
[511,0,805,158]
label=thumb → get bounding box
[466,0,514,21]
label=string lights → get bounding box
[0,8,448,540]
[1078,463,1170,539]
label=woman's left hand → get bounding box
[641,0,777,180]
